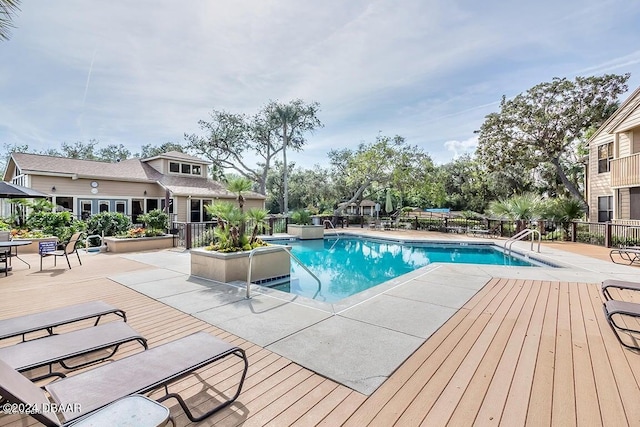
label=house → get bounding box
[343,199,378,216]
[2,151,265,223]
[587,86,640,223]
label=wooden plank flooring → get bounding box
[1,251,640,426]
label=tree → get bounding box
[138,142,185,158]
[267,99,323,213]
[185,108,280,192]
[329,135,417,216]
[60,140,99,160]
[96,144,131,162]
[0,0,20,41]
[476,74,630,211]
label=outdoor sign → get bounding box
[39,241,57,254]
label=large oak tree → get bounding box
[476,73,630,211]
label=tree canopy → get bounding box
[0,0,20,41]
[266,99,323,213]
[476,73,630,209]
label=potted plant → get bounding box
[190,202,290,283]
[287,209,324,240]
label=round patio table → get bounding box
[0,240,33,271]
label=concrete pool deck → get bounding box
[109,230,640,395]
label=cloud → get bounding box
[444,136,478,159]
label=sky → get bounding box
[2,0,640,169]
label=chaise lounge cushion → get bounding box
[45,331,247,423]
[0,300,126,342]
[0,321,147,375]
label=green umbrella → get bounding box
[385,189,393,214]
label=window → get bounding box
[598,143,613,173]
[81,200,92,220]
[598,195,613,222]
[147,199,158,212]
[99,201,109,213]
[202,199,212,221]
[169,161,203,176]
[115,201,126,214]
[190,199,201,222]
[161,198,174,214]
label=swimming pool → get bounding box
[263,236,551,302]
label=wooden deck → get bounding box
[1,247,639,426]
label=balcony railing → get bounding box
[611,153,640,187]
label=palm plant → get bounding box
[226,176,253,213]
[540,197,584,240]
[247,208,270,244]
[0,0,20,41]
[488,193,542,233]
[204,202,268,251]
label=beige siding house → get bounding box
[588,86,640,223]
[2,151,265,223]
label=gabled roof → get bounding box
[588,85,640,144]
[6,152,264,199]
[142,151,212,165]
[8,153,156,182]
[157,175,265,199]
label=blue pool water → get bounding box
[265,236,548,303]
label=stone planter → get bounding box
[190,246,291,283]
[287,224,324,240]
[103,235,174,253]
[12,237,59,253]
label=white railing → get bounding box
[504,228,541,256]
[246,246,321,299]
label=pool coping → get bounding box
[254,232,564,314]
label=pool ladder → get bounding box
[246,246,322,299]
[504,228,541,256]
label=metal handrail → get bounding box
[323,219,338,234]
[504,228,541,255]
[246,246,322,299]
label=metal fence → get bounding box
[172,214,640,250]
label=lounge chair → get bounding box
[601,279,640,301]
[0,321,147,380]
[603,299,640,350]
[0,300,126,342]
[40,231,83,271]
[609,246,640,265]
[0,332,248,425]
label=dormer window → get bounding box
[168,161,203,176]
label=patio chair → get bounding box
[0,300,126,342]
[0,332,248,425]
[40,231,83,271]
[0,321,147,381]
[609,246,640,265]
[601,279,640,301]
[603,299,640,350]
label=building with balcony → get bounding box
[588,86,640,223]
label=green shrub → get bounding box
[25,211,85,241]
[86,212,132,238]
[137,209,169,231]
[290,210,311,225]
